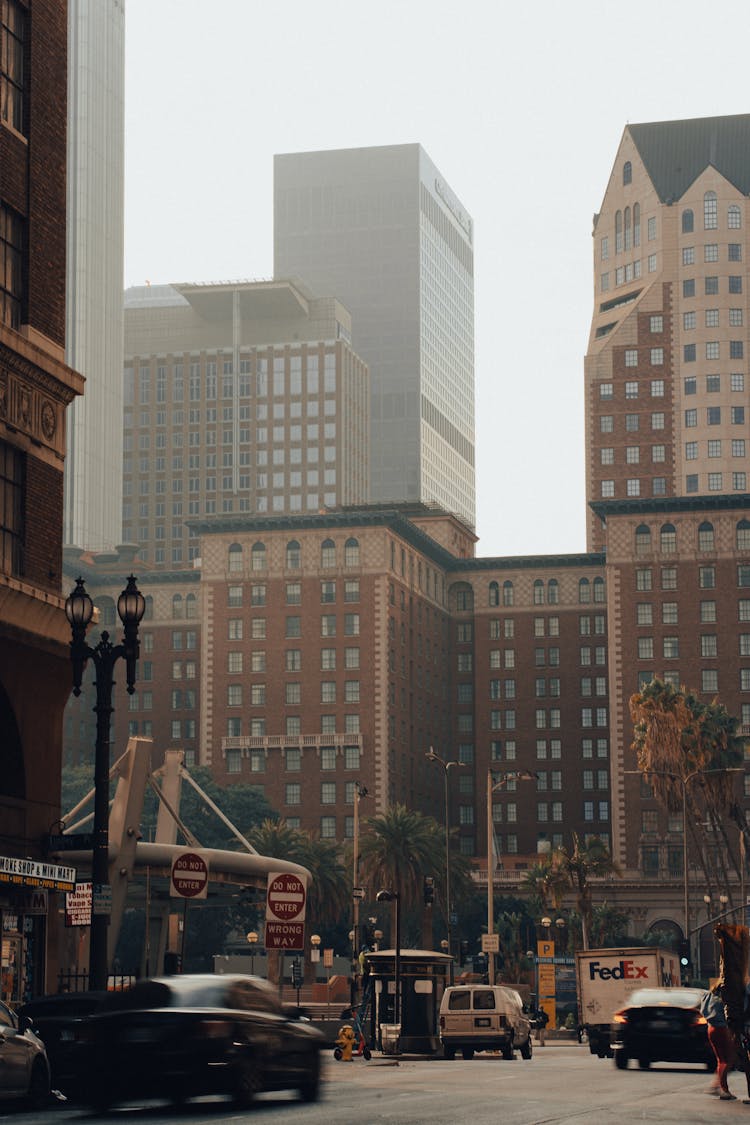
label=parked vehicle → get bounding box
[611,986,714,1070]
[439,984,533,1060]
[575,947,680,1058]
[18,990,109,1099]
[0,998,51,1107]
[72,974,325,1111]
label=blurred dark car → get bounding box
[611,986,714,1070]
[0,998,51,1107]
[18,991,108,1098]
[74,974,324,1111]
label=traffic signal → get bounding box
[164,951,182,974]
[423,875,435,906]
[291,957,303,988]
[678,939,691,980]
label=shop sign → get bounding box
[0,855,75,893]
[65,883,92,927]
[0,890,48,915]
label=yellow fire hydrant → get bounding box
[335,1023,356,1061]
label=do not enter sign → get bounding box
[266,872,306,922]
[170,851,209,899]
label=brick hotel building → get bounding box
[64,117,750,944]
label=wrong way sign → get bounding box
[266,871,306,922]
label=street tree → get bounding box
[629,678,745,896]
[552,833,621,951]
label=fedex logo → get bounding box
[588,959,649,981]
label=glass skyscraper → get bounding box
[274,143,475,529]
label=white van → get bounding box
[438,984,533,1060]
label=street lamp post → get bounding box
[351,781,369,999]
[65,575,145,992]
[625,767,742,967]
[246,931,259,974]
[376,889,401,1027]
[486,769,538,985]
[426,748,464,980]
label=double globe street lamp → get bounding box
[65,574,146,991]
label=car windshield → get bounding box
[626,988,704,1009]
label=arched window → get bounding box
[344,537,360,567]
[635,524,651,554]
[698,521,714,552]
[633,202,640,246]
[228,542,243,573]
[502,580,514,607]
[143,595,154,621]
[251,541,266,570]
[286,540,301,569]
[660,523,677,553]
[547,579,559,605]
[615,210,623,253]
[172,594,183,619]
[593,577,606,603]
[737,519,750,550]
[185,593,197,619]
[624,206,632,251]
[452,583,474,613]
[682,208,694,233]
[489,581,500,607]
[578,578,591,604]
[728,204,742,230]
[533,579,545,605]
[704,190,718,230]
[623,161,632,186]
[321,538,336,568]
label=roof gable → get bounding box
[628,114,750,202]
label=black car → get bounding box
[0,998,51,1108]
[18,991,109,1099]
[611,986,714,1070]
[72,974,324,1111]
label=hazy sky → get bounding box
[124,0,750,557]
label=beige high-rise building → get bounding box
[122,279,369,569]
[586,114,750,552]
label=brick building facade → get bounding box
[1,0,84,1001]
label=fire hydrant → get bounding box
[335,1023,356,1061]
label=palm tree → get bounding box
[521,859,568,916]
[358,804,445,911]
[630,679,745,896]
[553,833,620,950]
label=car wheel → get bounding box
[298,1054,321,1103]
[461,1047,475,1060]
[520,1038,533,1060]
[443,1045,456,1060]
[233,1056,262,1108]
[614,1051,628,1070]
[638,1058,651,1070]
[501,1043,514,1061]
[26,1060,50,1110]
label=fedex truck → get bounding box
[575,947,681,1057]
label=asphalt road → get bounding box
[3,1043,748,1125]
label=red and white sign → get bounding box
[170,851,209,899]
[65,882,92,927]
[266,872,306,922]
[265,922,305,950]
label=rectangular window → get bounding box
[0,439,24,574]
[0,203,24,330]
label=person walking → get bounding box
[701,986,736,1100]
[535,1006,549,1046]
